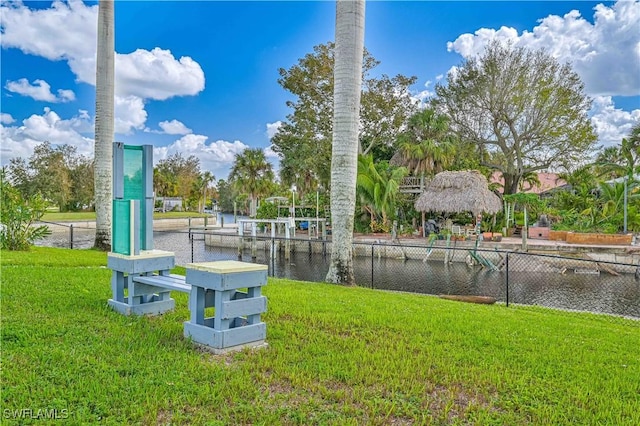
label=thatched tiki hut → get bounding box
[415,170,502,233]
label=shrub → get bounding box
[1,173,51,250]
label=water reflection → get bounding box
[37,228,640,319]
[152,231,640,319]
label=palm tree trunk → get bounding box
[325,0,365,285]
[93,0,115,250]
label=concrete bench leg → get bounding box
[108,270,176,316]
[107,251,177,316]
[183,261,268,354]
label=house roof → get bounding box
[489,172,567,195]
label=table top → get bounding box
[186,260,268,274]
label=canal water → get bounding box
[152,231,640,320]
[37,225,640,320]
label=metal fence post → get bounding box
[505,252,510,307]
[69,224,74,249]
[271,238,275,276]
[191,233,194,263]
[371,244,374,289]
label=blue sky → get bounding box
[1,0,639,180]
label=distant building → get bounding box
[156,197,183,212]
[489,172,568,196]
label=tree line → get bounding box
[273,40,598,197]
[5,144,217,213]
[259,39,615,236]
[6,39,635,231]
[5,18,638,275]
[3,142,278,217]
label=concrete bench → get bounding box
[108,250,177,316]
[108,254,268,353]
[184,261,268,353]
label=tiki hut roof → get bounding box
[414,170,502,216]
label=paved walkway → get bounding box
[347,232,640,256]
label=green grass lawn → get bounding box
[2,247,639,425]
[41,211,209,222]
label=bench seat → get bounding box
[132,274,191,293]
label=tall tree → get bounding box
[69,157,94,211]
[215,179,236,213]
[8,142,93,212]
[273,42,415,189]
[435,41,597,195]
[155,153,201,209]
[94,0,115,250]
[228,148,274,217]
[28,143,73,211]
[153,167,178,198]
[325,0,365,285]
[199,171,215,212]
[594,146,624,179]
[595,122,640,180]
[392,108,457,177]
[7,157,35,199]
[357,154,407,230]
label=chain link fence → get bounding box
[156,230,640,324]
[37,226,640,323]
[36,221,96,249]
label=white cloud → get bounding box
[116,49,205,100]
[0,105,275,180]
[0,113,15,124]
[447,0,640,96]
[590,96,640,147]
[153,136,278,179]
[114,96,147,135]
[0,0,98,84]
[266,121,282,139]
[264,144,279,160]
[158,119,192,135]
[5,78,75,102]
[0,107,94,164]
[410,80,435,105]
[0,1,205,101]
[154,135,250,179]
[0,107,279,182]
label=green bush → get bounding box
[1,172,51,250]
[256,201,282,220]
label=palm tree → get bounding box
[595,123,640,181]
[356,154,407,230]
[228,148,274,217]
[554,166,597,213]
[200,171,215,212]
[93,0,115,250]
[594,146,622,179]
[392,108,456,176]
[325,0,365,285]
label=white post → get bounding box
[291,184,297,238]
[624,176,628,234]
[285,222,291,260]
[522,206,528,251]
